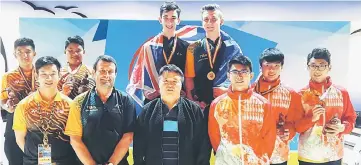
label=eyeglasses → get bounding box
[308,64,329,71]
[229,69,250,76]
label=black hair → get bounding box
[65,35,84,50]
[35,56,61,73]
[228,54,252,72]
[307,48,331,65]
[14,38,35,50]
[259,48,284,66]
[160,1,181,18]
[159,64,184,83]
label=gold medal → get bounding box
[205,36,221,81]
[207,71,215,80]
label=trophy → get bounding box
[3,88,20,109]
[277,113,285,135]
[322,114,340,135]
[78,74,92,94]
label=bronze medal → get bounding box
[207,71,215,80]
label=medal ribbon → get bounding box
[162,35,178,65]
[205,36,222,70]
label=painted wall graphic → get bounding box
[16,18,359,152]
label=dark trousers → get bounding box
[299,159,342,165]
[271,161,288,165]
[4,136,23,165]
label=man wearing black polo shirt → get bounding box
[65,55,136,165]
[127,1,189,105]
[133,64,210,165]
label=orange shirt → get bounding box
[252,76,302,164]
[289,77,357,163]
[208,87,277,165]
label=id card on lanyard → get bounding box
[38,144,52,165]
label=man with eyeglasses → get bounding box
[208,55,277,165]
[1,38,38,165]
[289,48,356,165]
[65,55,136,165]
[58,35,95,99]
[185,4,242,118]
[127,1,189,105]
[252,48,302,165]
[133,64,210,165]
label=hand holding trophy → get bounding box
[323,114,344,137]
[276,113,290,141]
[62,75,74,96]
[78,74,91,94]
[3,88,20,113]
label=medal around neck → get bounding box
[207,71,215,80]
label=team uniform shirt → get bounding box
[208,87,277,165]
[253,76,302,164]
[58,63,95,99]
[13,91,77,165]
[290,77,357,163]
[1,67,37,137]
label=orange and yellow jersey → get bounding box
[252,76,302,164]
[209,87,277,165]
[13,91,73,141]
[58,64,95,99]
[290,77,356,163]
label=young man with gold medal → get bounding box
[185,4,242,118]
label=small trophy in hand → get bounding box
[277,113,285,136]
[3,88,20,112]
[78,74,91,94]
[322,114,340,136]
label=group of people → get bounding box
[0,1,357,165]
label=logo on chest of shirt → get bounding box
[176,52,183,56]
[56,109,64,114]
[86,105,98,112]
[198,53,209,62]
[14,80,23,84]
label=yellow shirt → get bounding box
[13,91,73,141]
[1,68,36,101]
[64,92,88,137]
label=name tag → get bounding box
[163,120,178,132]
[38,144,51,165]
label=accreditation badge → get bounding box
[38,144,52,165]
